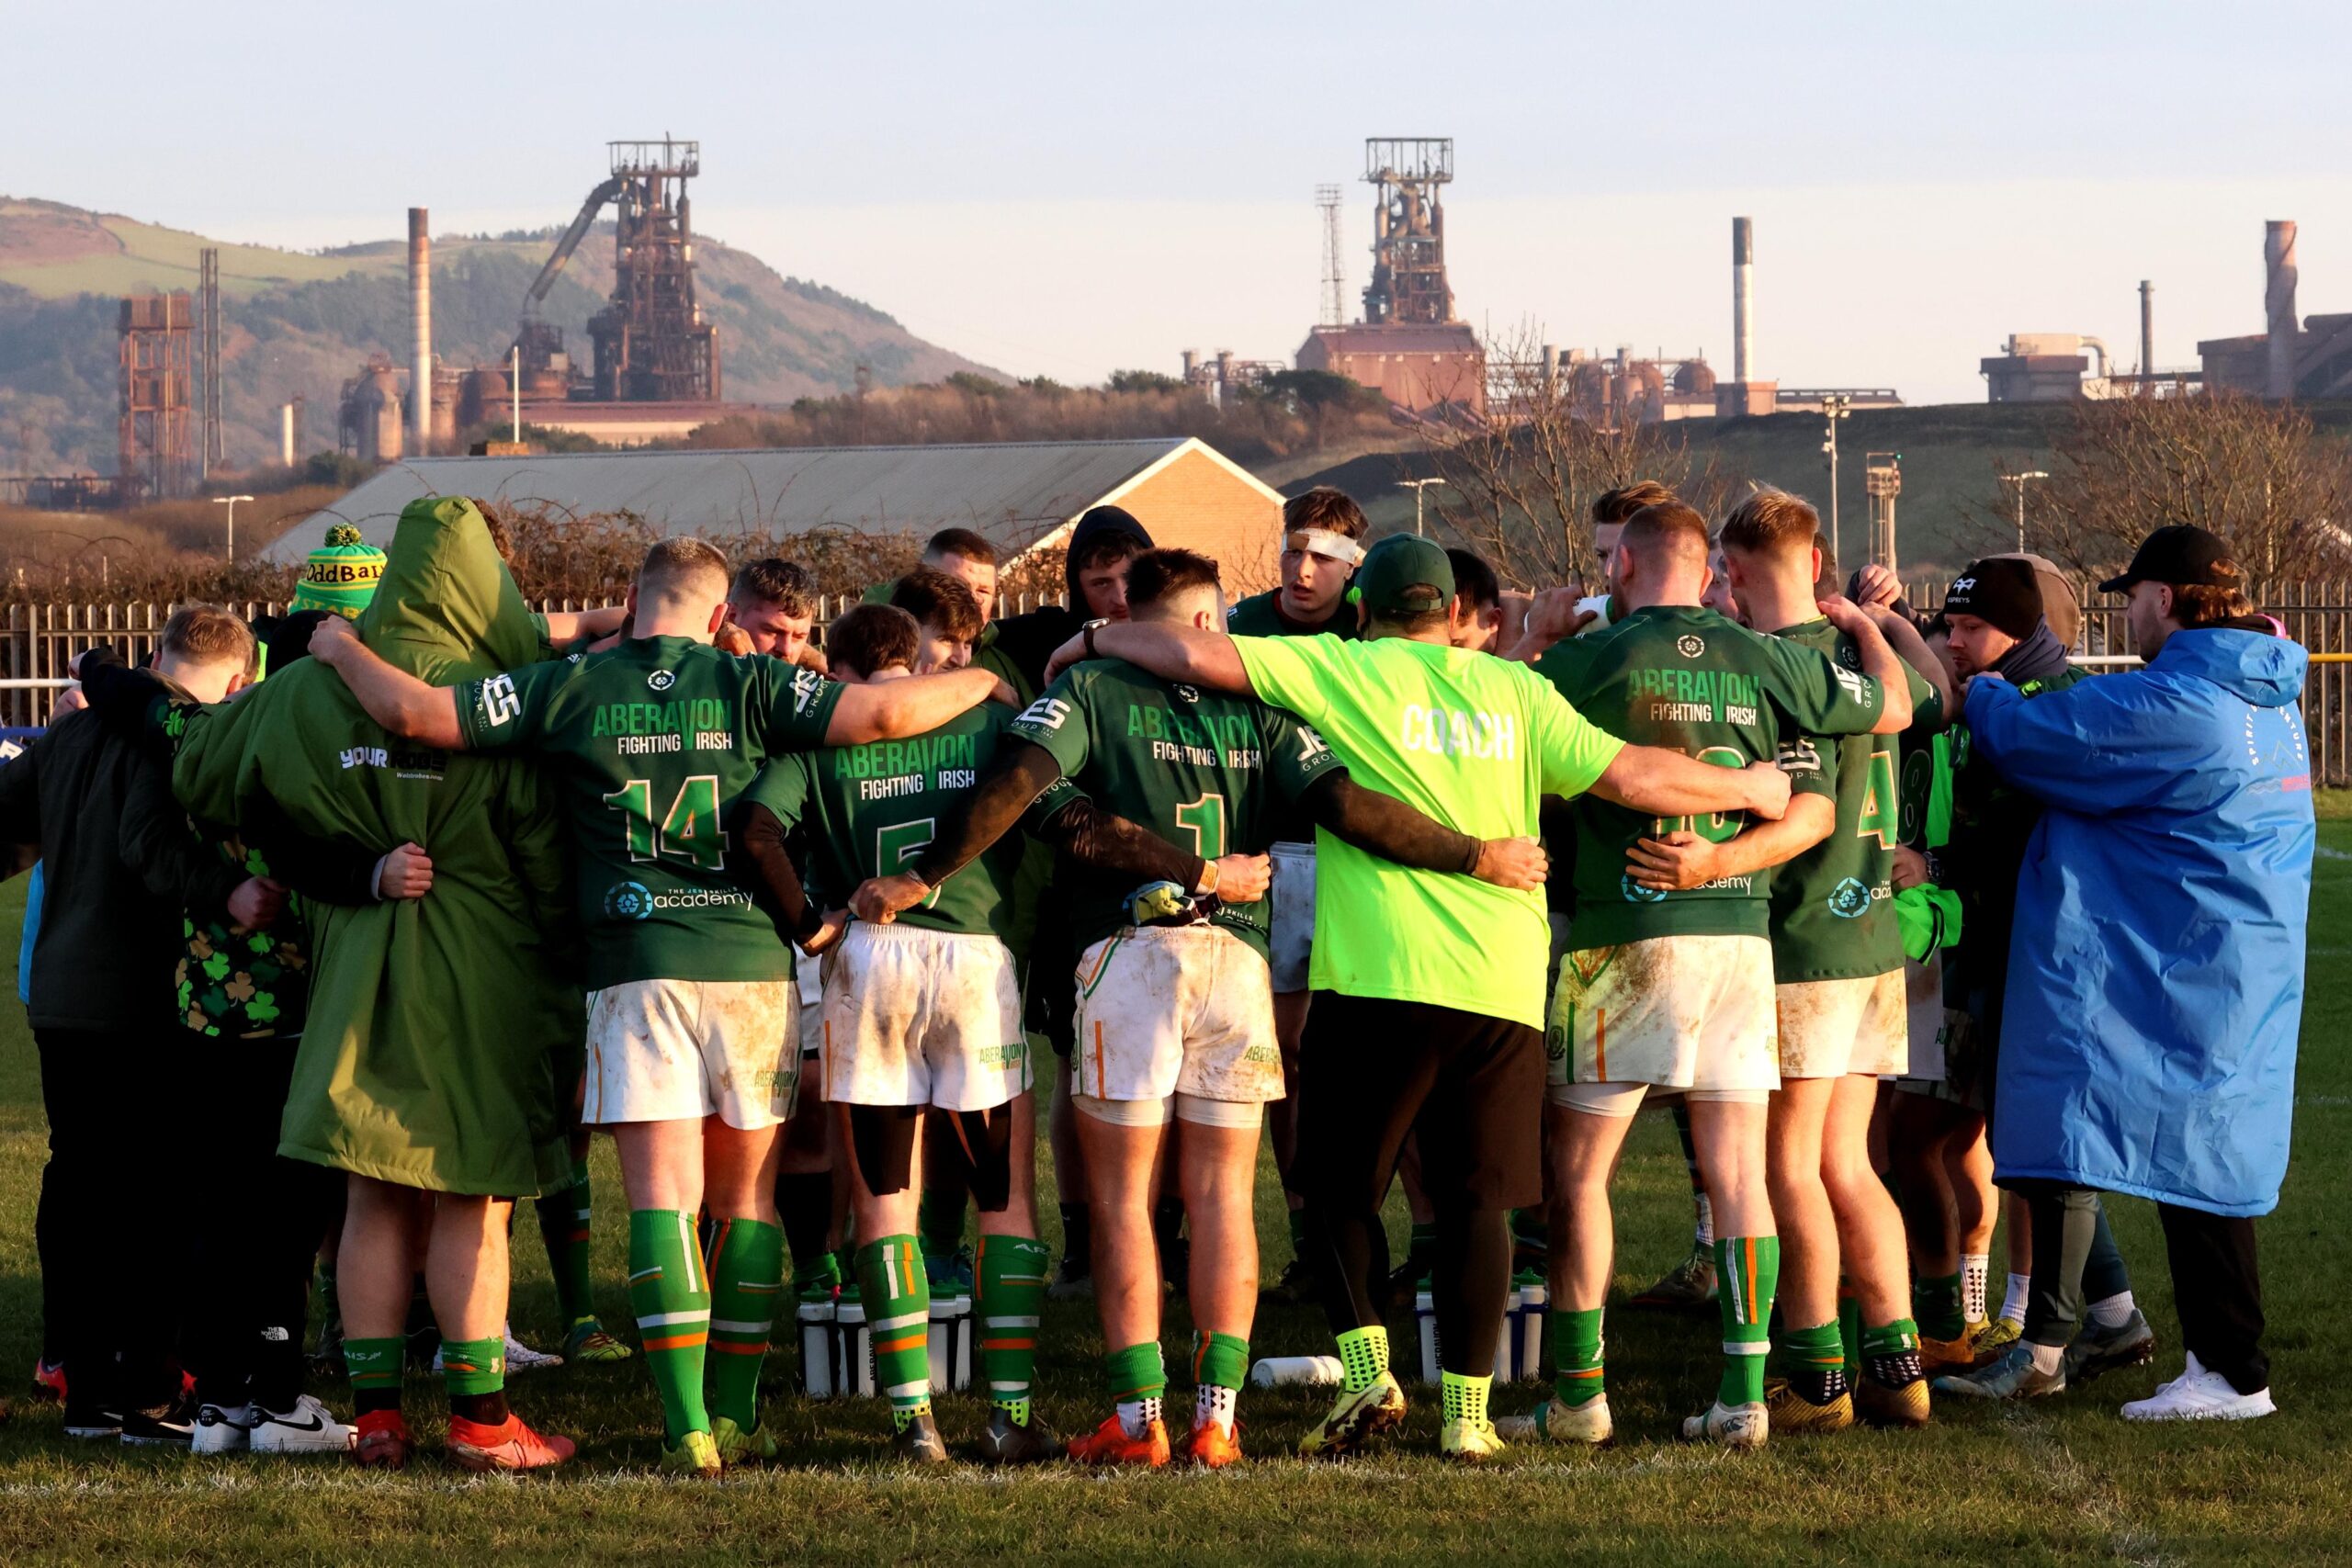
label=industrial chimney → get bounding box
[1733,217,1755,385]
[409,208,432,454]
[2139,280,2154,381]
[2266,220,2298,400]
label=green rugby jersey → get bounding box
[1766,619,1944,984]
[1535,604,1882,950]
[745,703,1073,942]
[1009,657,1344,958]
[456,635,844,988]
[1225,590,1358,641]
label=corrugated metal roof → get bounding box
[272,438,1210,564]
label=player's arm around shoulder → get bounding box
[823,662,1002,747]
[308,614,469,749]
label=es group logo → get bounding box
[648,670,677,693]
[1677,634,1705,659]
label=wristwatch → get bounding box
[1193,859,1220,897]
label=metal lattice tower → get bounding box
[1362,138,1456,326]
[1316,184,1345,327]
[587,139,720,401]
[1865,452,1903,576]
[119,293,195,501]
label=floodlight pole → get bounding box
[2002,469,2050,551]
[1396,477,1448,537]
[1820,395,1852,567]
[213,493,255,563]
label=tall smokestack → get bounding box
[1732,217,1755,385]
[2266,220,2298,400]
[2139,279,2154,380]
[409,208,432,453]
[280,401,296,467]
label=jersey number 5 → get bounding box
[603,775,726,871]
[877,818,944,908]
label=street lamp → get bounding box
[1819,395,1852,567]
[1396,478,1448,537]
[2000,470,2049,551]
[212,494,255,563]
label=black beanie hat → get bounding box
[1943,558,2043,639]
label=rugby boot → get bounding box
[2064,1310,2156,1387]
[1496,1393,1612,1446]
[1298,1371,1407,1459]
[1066,1413,1169,1467]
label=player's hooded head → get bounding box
[888,566,986,672]
[1124,548,1226,629]
[1604,501,1712,612]
[1444,547,1502,652]
[1715,488,1823,621]
[1065,506,1153,622]
[630,536,733,643]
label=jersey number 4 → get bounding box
[604,775,726,871]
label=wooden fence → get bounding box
[6,584,2346,785]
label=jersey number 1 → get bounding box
[603,775,726,871]
[1174,792,1227,859]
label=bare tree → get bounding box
[1414,324,1728,591]
[1968,390,2352,580]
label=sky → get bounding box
[12,1,2352,404]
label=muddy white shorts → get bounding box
[1775,969,1908,1080]
[1888,957,1948,1093]
[583,977,799,1130]
[797,960,824,1067]
[1267,840,1317,995]
[821,922,1029,1112]
[1072,924,1283,1105]
[1546,934,1779,1099]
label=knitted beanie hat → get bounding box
[289,523,387,619]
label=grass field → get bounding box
[0,835,2344,1565]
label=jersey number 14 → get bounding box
[604,775,726,871]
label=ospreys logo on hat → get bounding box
[1942,557,2043,639]
[1351,534,1455,620]
[288,524,387,621]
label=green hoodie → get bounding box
[174,497,582,1196]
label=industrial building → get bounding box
[2199,220,2352,399]
[1295,139,1485,415]
[276,436,1286,595]
[336,141,754,466]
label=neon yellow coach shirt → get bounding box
[1234,634,1624,1030]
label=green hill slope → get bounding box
[0,197,1001,474]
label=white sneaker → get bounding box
[190,1402,252,1455]
[2120,1353,2276,1422]
[503,1326,563,1372]
[250,1394,356,1454]
[1679,1398,1770,1449]
[428,1325,564,1374]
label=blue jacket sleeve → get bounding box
[1963,672,2206,818]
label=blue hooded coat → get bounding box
[1964,626,2313,1217]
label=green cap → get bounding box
[289,523,387,620]
[1351,534,1455,618]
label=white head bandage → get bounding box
[1284,529,1365,567]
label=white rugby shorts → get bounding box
[1888,956,1949,1093]
[822,922,1028,1111]
[1267,840,1317,995]
[1775,969,1908,1081]
[583,977,799,1130]
[1546,933,1780,1100]
[1072,925,1283,1106]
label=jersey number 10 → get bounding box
[604,775,726,871]
[1653,747,1747,844]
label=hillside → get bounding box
[0,196,1001,474]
